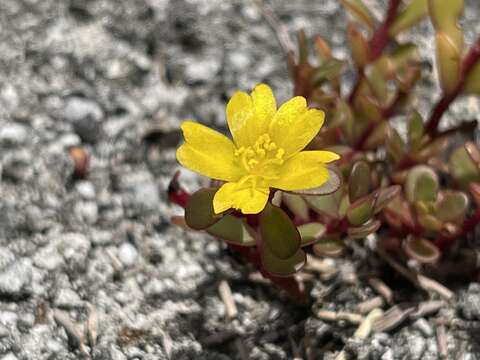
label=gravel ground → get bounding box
[0,0,480,359]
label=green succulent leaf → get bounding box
[347,23,370,68]
[417,213,443,231]
[282,193,310,222]
[349,160,371,203]
[404,237,440,263]
[206,215,256,247]
[364,65,388,104]
[297,223,327,246]
[313,234,345,257]
[435,32,462,94]
[373,185,402,214]
[260,203,301,260]
[304,192,340,217]
[464,62,480,94]
[449,144,480,187]
[311,59,346,86]
[385,128,406,163]
[340,0,375,31]
[364,122,390,149]
[429,0,464,50]
[405,165,439,203]
[390,0,429,36]
[288,166,342,196]
[407,111,424,149]
[347,219,381,239]
[261,247,306,277]
[185,188,223,230]
[435,191,469,223]
[346,194,375,226]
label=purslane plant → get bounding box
[176,84,340,214]
[169,0,480,298]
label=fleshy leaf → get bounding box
[297,223,327,246]
[282,193,310,222]
[385,128,406,163]
[389,0,429,36]
[373,185,401,214]
[260,203,301,260]
[348,219,381,239]
[464,62,480,94]
[311,60,346,87]
[405,165,439,203]
[449,144,480,187]
[340,0,375,30]
[364,65,388,104]
[429,0,464,50]
[185,188,223,230]
[346,194,375,226]
[304,192,340,217]
[347,23,370,68]
[206,215,256,247]
[349,160,371,203]
[417,213,443,231]
[434,32,462,94]
[407,111,424,150]
[313,234,345,257]
[404,237,440,263]
[435,191,469,223]
[261,247,306,277]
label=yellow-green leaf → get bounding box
[390,0,429,36]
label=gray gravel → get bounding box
[0,0,479,359]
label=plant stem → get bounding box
[348,0,402,105]
[425,37,480,136]
[369,0,402,61]
[435,208,480,251]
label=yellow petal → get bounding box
[269,97,325,156]
[176,121,243,181]
[251,83,276,125]
[226,84,276,147]
[270,151,340,191]
[213,181,270,214]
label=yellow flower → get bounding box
[176,83,340,215]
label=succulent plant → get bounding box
[169,0,480,298]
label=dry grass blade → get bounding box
[87,304,98,348]
[372,305,415,332]
[368,277,394,304]
[53,309,87,354]
[218,280,238,320]
[436,325,448,359]
[254,0,294,56]
[376,248,454,300]
[356,296,385,314]
[409,300,446,319]
[316,309,363,324]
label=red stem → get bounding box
[425,37,480,136]
[435,208,480,251]
[369,0,402,61]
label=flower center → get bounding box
[234,134,285,179]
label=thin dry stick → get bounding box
[356,296,385,314]
[218,280,238,320]
[87,304,98,348]
[368,277,394,304]
[54,309,87,354]
[376,248,454,301]
[316,309,363,325]
[254,0,294,56]
[436,325,448,359]
[336,308,384,360]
